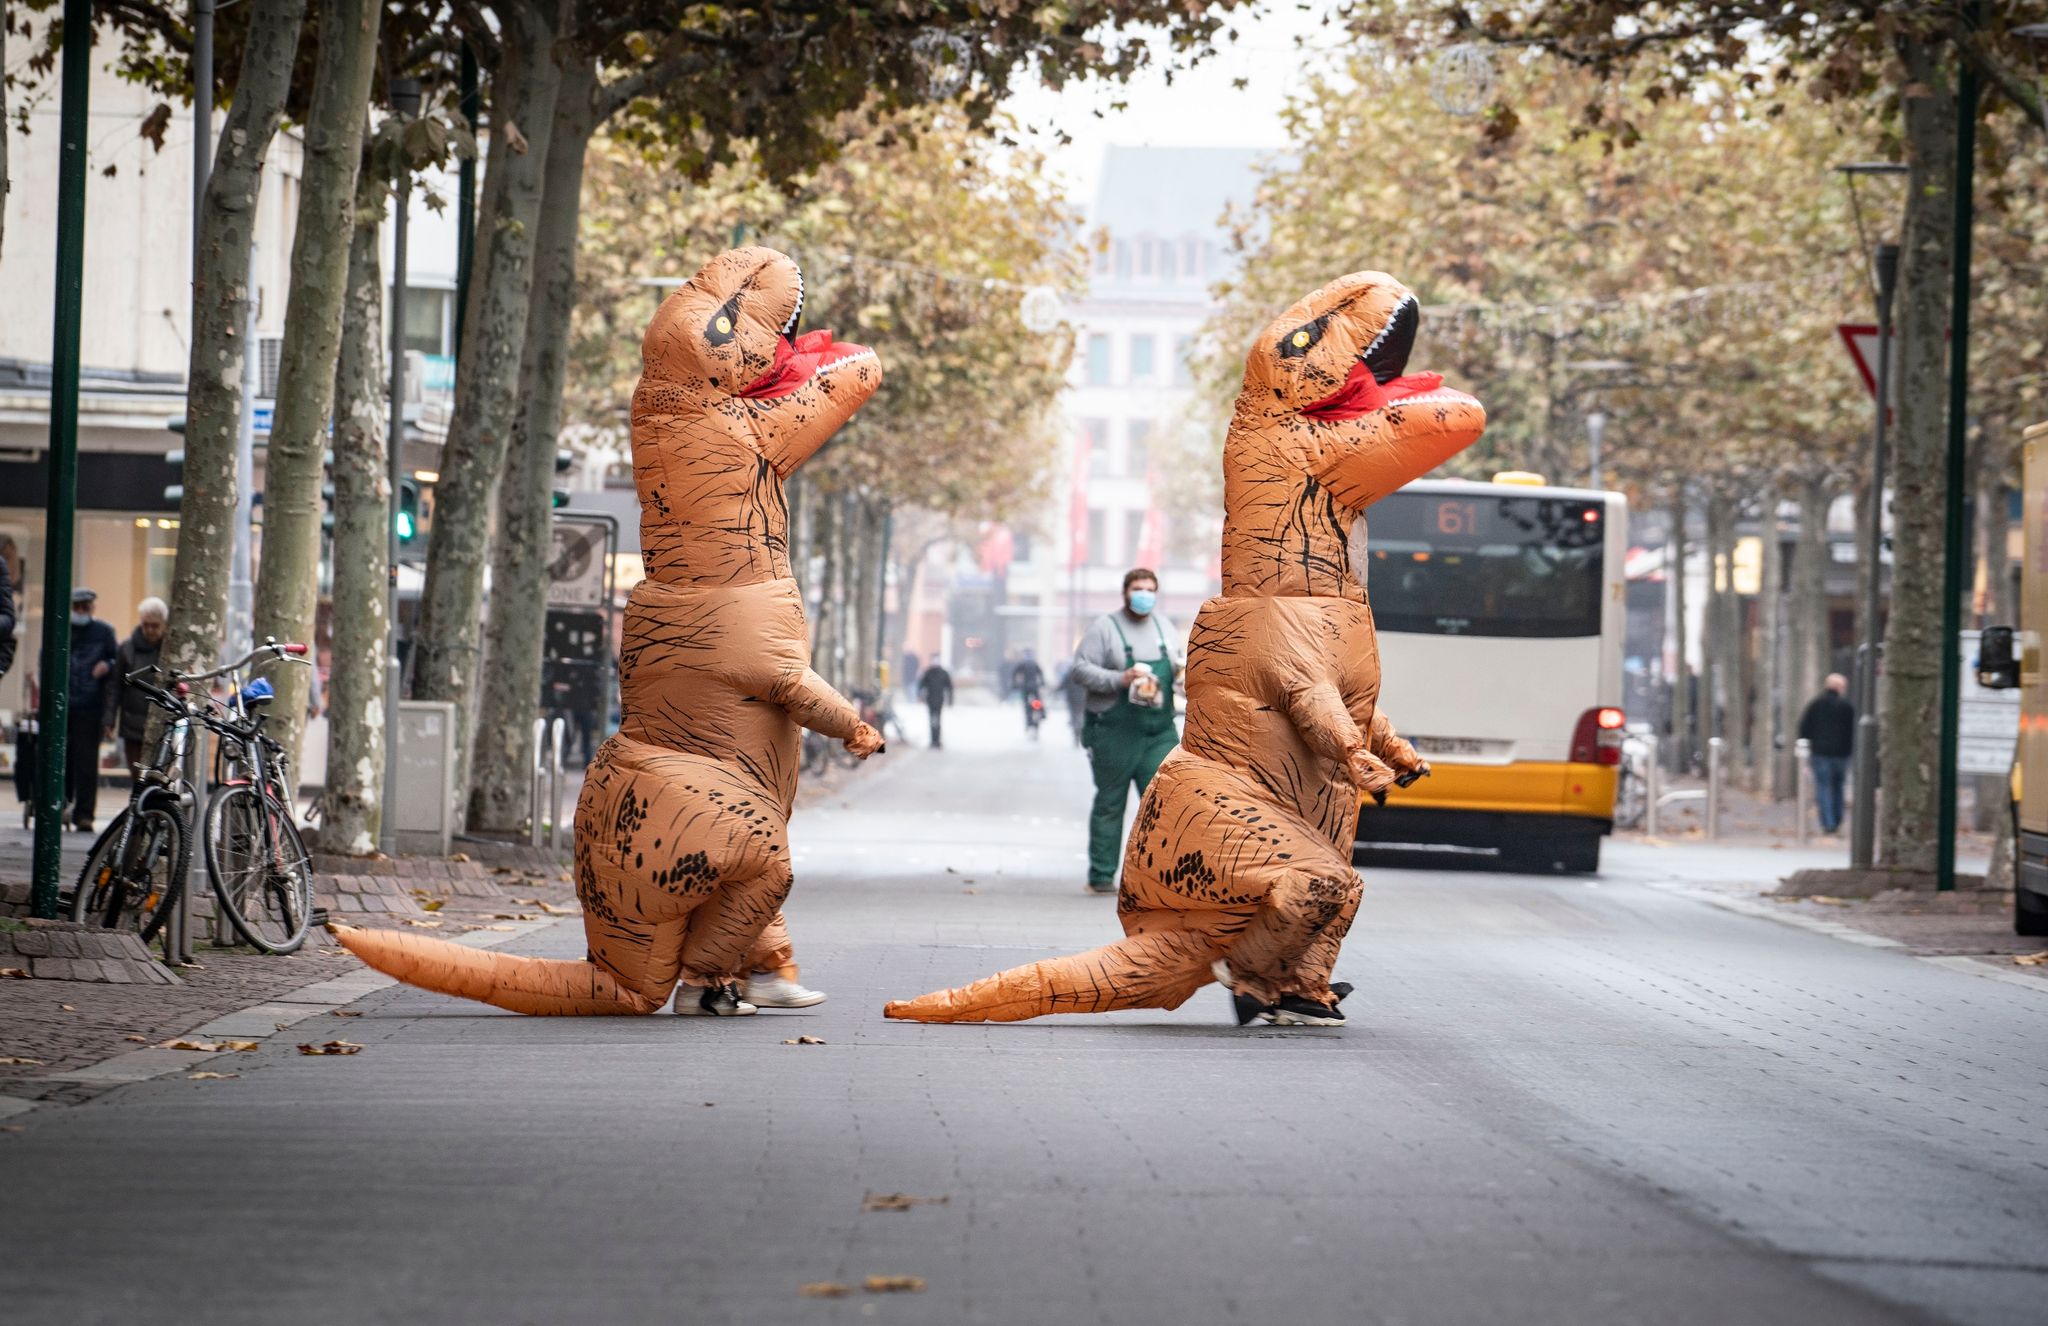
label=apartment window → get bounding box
[1182,238,1202,280]
[1086,509,1110,566]
[1084,418,1113,476]
[1124,511,1148,563]
[1173,335,1194,386]
[1085,335,1111,386]
[1130,334,1156,381]
[1136,237,1155,279]
[1127,420,1153,477]
[1159,241,1177,283]
[1114,240,1132,281]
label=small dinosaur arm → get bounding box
[886,272,1482,1023]
[334,248,882,1013]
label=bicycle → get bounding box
[68,674,199,939]
[194,641,317,954]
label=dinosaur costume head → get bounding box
[634,246,880,584]
[1222,272,1484,598]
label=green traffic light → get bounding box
[395,510,417,540]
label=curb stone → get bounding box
[0,917,558,1120]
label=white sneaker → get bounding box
[674,982,757,1016]
[744,973,827,1008]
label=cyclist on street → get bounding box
[1010,648,1046,732]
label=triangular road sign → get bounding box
[1837,323,1892,399]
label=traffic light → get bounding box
[164,416,186,503]
[321,479,336,534]
[396,478,421,542]
[552,449,574,509]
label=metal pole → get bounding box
[1795,737,1812,846]
[1936,13,1980,892]
[547,717,564,850]
[228,244,257,660]
[1850,243,1900,871]
[454,45,479,358]
[1644,733,1662,837]
[529,718,547,849]
[379,98,414,858]
[30,0,94,918]
[1585,409,1606,490]
[1707,736,1725,840]
[874,506,893,689]
[177,710,206,962]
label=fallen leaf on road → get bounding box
[781,1035,827,1046]
[186,1071,238,1080]
[798,1283,852,1298]
[162,1039,220,1052]
[2014,951,2048,966]
[863,1192,949,1212]
[0,1123,24,1132]
[220,1040,262,1052]
[492,866,516,875]
[402,918,444,928]
[421,899,445,912]
[511,898,541,906]
[297,1040,364,1056]
[0,967,28,979]
[864,1276,926,1294]
[491,914,537,921]
[331,1009,363,1017]
[481,924,516,931]
[0,1056,44,1066]
[559,873,573,882]
[124,1034,148,1042]
[60,1004,76,1011]
[538,902,578,915]
[448,852,471,863]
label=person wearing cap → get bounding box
[107,597,171,777]
[64,588,120,831]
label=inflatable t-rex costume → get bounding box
[335,247,883,1014]
[885,271,1484,1027]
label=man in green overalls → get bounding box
[1070,567,1183,893]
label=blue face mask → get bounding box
[1126,589,1156,617]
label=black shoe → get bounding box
[1211,958,1272,1026]
[1268,994,1344,1027]
[1328,982,1353,1005]
[675,982,758,1017]
[1086,880,1117,895]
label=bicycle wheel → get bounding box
[71,799,188,940]
[204,783,314,954]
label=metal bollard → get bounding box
[1794,738,1812,846]
[175,710,208,963]
[1707,736,1725,840]
[1644,733,1662,837]
[529,718,548,850]
[547,718,565,851]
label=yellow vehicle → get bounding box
[1355,475,1628,873]
[1977,419,2048,935]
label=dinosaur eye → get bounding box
[704,294,742,346]
[1278,315,1328,360]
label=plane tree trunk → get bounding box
[412,0,561,817]
[163,0,305,683]
[1878,32,1960,874]
[315,137,391,854]
[251,0,382,775]
[1666,484,1690,774]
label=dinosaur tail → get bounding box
[330,924,663,1016]
[883,930,1216,1024]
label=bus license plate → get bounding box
[1414,736,1495,757]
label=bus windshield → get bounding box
[1364,491,1605,638]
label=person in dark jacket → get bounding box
[0,545,17,681]
[65,587,120,831]
[107,597,170,774]
[1797,673,1856,834]
[916,657,954,749]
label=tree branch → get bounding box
[595,51,711,118]
[449,1,502,71]
[1946,17,2048,134]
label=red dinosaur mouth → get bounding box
[738,329,875,400]
[1301,361,1448,421]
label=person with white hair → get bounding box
[108,596,171,777]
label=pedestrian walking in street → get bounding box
[1071,567,1182,893]
[1797,673,1855,835]
[106,597,170,775]
[63,587,119,832]
[917,656,954,748]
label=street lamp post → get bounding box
[1585,408,1607,490]
[379,78,420,859]
[1836,161,1908,871]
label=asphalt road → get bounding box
[3,702,2044,1326]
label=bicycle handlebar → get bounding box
[175,637,311,685]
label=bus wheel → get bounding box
[1556,837,1600,875]
[2018,888,2048,938]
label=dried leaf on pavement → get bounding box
[331,1009,363,1017]
[0,1056,45,1066]
[59,1004,76,1011]
[220,1040,262,1052]
[448,852,471,863]
[781,1035,827,1046]
[481,924,517,932]
[2014,951,2048,966]
[402,918,444,928]
[186,1071,238,1080]
[0,967,28,979]
[124,1034,148,1042]
[863,1192,949,1212]
[864,1275,927,1293]
[421,899,445,912]
[798,1283,852,1298]
[538,902,578,915]
[510,897,541,905]
[162,1039,220,1052]
[297,1040,364,1056]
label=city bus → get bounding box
[1355,475,1628,873]
[1975,417,2048,936]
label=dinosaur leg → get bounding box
[330,914,673,1016]
[883,925,1221,1024]
[743,910,799,980]
[677,856,795,987]
[1216,869,1362,1007]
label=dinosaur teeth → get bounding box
[783,267,806,336]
